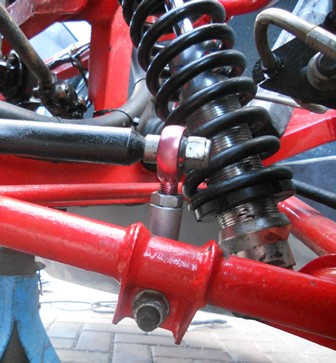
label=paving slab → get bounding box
[38,272,336,363]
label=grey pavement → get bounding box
[39,272,336,363]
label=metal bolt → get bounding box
[307,53,336,91]
[132,290,170,332]
[317,54,336,77]
[183,136,211,171]
[55,83,70,98]
[143,134,210,171]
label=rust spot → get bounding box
[263,232,282,243]
[310,280,316,287]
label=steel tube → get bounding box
[0,195,335,346]
[255,8,336,73]
[279,196,336,256]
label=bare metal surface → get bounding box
[307,53,336,91]
[144,134,160,164]
[255,8,336,73]
[183,136,211,171]
[218,199,295,267]
[148,193,183,240]
[144,134,211,170]
[150,192,183,208]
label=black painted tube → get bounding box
[0,3,53,87]
[0,120,145,165]
[294,179,336,210]
[0,79,152,127]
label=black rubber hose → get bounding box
[0,3,53,87]
[0,119,145,165]
[294,179,336,210]
[0,78,152,126]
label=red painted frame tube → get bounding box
[6,0,132,111]
[220,0,278,17]
[0,195,335,348]
[265,109,336,165]
[86,6,133,110]
[0,183,159,206]
[279,197,336,256]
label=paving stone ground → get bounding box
[39,273,336,363]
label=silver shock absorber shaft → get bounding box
[164,0,295,267]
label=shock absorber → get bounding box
[121,0,296,267]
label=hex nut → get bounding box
[184,136,211,170]
[150,192,183,208]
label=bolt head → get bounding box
[133,290,170,332]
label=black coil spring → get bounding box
[120,0,295,216]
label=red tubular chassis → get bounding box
[1,0,336,352]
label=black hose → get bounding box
[294,179,336,210]
[0,119,145,165]
[0,3,53,87]
[0,101,53,122]
[0,78,152,127]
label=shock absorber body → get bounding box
[121,0,295,267]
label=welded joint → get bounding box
[112,222,223,344]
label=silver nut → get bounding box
[55,83,70,98]
[151,192,183,208]
[184,136,211,170]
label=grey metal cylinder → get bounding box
[148,192,183,240]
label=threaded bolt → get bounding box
[132,290,170,332]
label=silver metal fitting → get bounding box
[133,290,170,332]
[182,136,211,171]
[148,192,183,239]
[143,134,211,171]
[150,191,183,208]
[307,53,336,91]
[143,134,160,164]
[219,211,295,268]
[55,83,70,98]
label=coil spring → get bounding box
[121,0,295,218]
